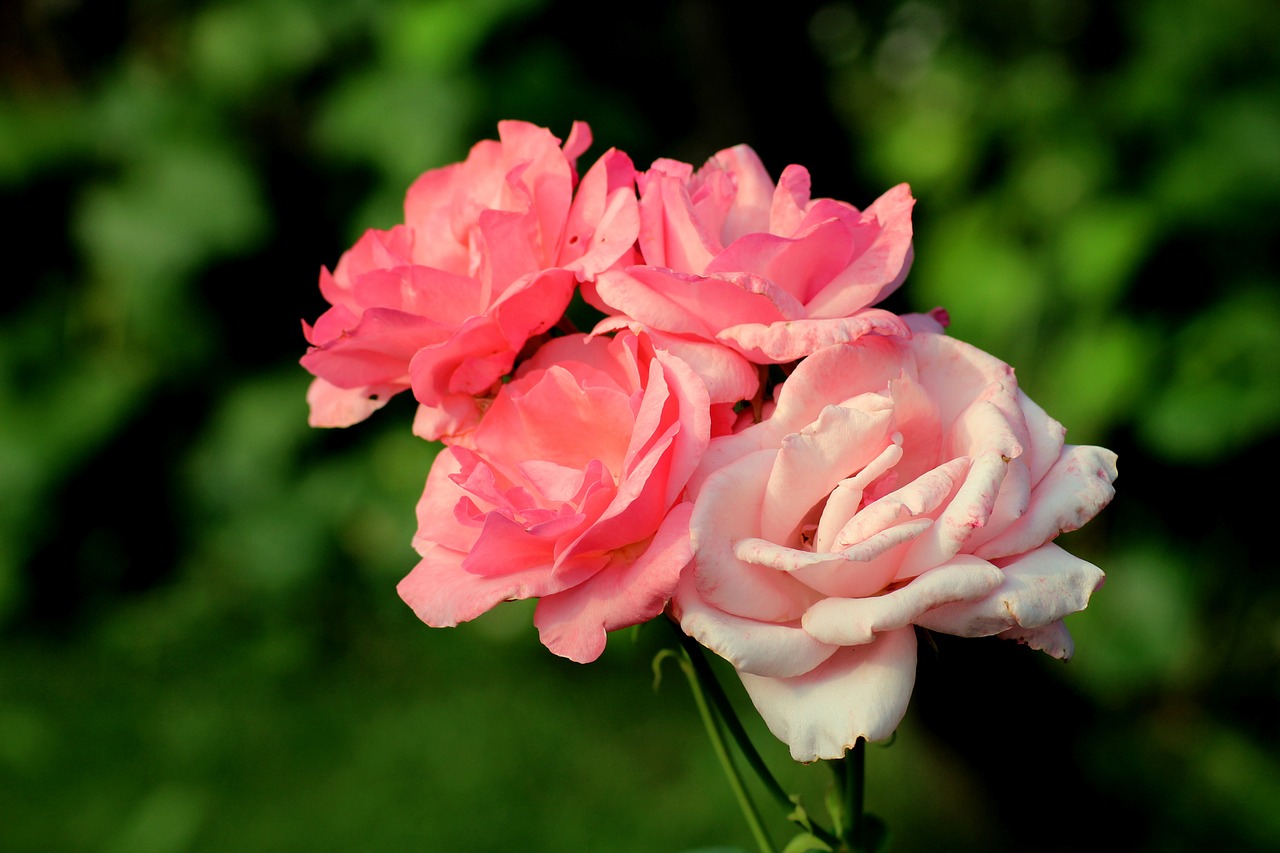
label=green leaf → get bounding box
[786,795,807,824]
[781,832,833,853]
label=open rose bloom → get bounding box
[301,121,638,440]
[398,330,708,663]
[301,121,1117,767]
[588,145,916,363]
[673,332,1117,760]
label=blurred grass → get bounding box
[1,0,1277,850]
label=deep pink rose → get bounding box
[302,120,639,439]
[398,330,709,662]
[672,331,1118,761]
[587,145,916,363]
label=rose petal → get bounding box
[398,544,568,628]
[674,569,838,678]
[813,440,904,554]
[760,401,896,545]
[768,163,812,236]
[804,183,916,314]
[894,449,1010,579]
[717,309,911,364]
[832,456,970,550]
[738,626,917,761]
[707,219,858,303]
[801,555,1004,646]
[638,165,718,272]
[915,542,1105,637]
[765,338,906,434]
[999,620,1075,661]
[692,449,821,622]
[711,144,776,241]
[535,503,694,663]
[974,445,1119,560]
[559,147,639,277]
[305,377,391,428]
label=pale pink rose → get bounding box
[587,145,917,363]
[672,331,1118,761]
[301,121,639,439]
[398,330,709,662]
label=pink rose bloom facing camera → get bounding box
[301,121,638,439]
[673,332,1118,761]
[589,145,916,363]
[398,331,709,663]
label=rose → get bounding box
[398,330,709,662]
[586,144,916,363]
[301,120,639,439]
[672,330,1118,761]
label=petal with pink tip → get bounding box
[914,542,1105,637]
[894,450,1010,579]
[718,309,912,364]
[974,445,1119,560]
[801,555,1004,646]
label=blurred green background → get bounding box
[2,0,1278,850]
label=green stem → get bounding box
[832,740,867,852]
[675,640,777,853]
[673,625,792,807]
[671,621,843,851]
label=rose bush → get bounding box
[398,330,709,662]
[672,328,1118,761]
[301,120,639,439]
[586,144,916,363]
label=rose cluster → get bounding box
[301,121,1117,762]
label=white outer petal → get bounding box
[739,626,917,762]
[672,572,838,678]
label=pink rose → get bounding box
[587,145,916,363]
[672,331,1118,761]
[398,330,709,662]
[301,120,639,439]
